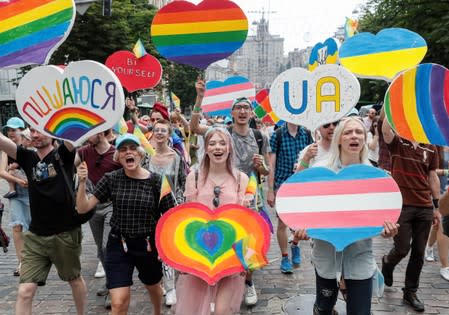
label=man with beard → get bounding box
[0,128,87,315]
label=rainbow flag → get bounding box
[132,39,147,58]
[114,117,128,135]
[160,174,172,201]
[344,17,358,39]
[232,234,268,271]
[245,172,257,196]
[171,92,180,110]
[252,89,281,125]
[133,125,155,156]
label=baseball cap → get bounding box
[115,134,140,149]
[4,117,25,130]
[231,97,252,110]
[346,108,359,117]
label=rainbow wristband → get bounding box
[300,160,309,168]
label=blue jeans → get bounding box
[314,271,372,315]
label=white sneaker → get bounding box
[165,289,177,306]
[440,267,449,281]
[95,262,106,278]
[244,283,258,306]
[425,246,435,262]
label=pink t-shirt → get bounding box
[184,170,249,208]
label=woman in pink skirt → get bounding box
[175,127,250,315]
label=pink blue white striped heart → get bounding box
[276,165,402,251]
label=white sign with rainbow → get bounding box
[15,60,125,146]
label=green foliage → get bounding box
[50,0,201,112]
[357,0,449,103]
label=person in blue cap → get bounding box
[76,133,175,315]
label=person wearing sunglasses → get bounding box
[190,80,270,306]
[175,127,251,315]
[295,121,339,173]
[75,131,122,308]
[76,133,175,315]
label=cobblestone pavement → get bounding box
[1,183,449,314]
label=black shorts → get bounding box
[105,232,162,289]
[443,216,449,238]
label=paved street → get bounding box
[1,179,449,314]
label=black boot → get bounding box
[381,255,394,287]
[403,289,425,312]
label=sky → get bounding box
[190,0,367,53]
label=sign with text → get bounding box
[15,60,125,146]
[105,50,162,92]
[270,65,360,131]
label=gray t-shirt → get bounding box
[231,129,270,175]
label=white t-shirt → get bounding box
[297,142,330,167]
[367,132,379,163]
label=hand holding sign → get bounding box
[15,60,125,146]
[269,65,360,131]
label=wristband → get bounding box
[193,106,201,112]
[445,169,449,177]
[299,160,309,168]
[433,198,440,208]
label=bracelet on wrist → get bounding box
[444,169,449,176]
[300,160,309,168]
[193,106,201,112]
[433,198,440,208]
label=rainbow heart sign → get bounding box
[202,76,255,116]
[269,65,360,131]
[0,0,76,69]
[150,0,248,69]
[15,60,125,146]
[156,202,270,285]
[308,38,340,71]
[105,51,162,92]
[384,63,449,146]
[276,165,402,251]
[339,28,427,81]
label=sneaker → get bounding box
[440,267,449,281]
[280,256,293,274]
[3,191,17,199]
[104,294,111,309]
[95,262,105,278]
[425,246,435,262]
[244,283,258,306]
[291,245,301,265]
[381,255,394,287]
[165,289,177,306]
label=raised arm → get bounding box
[0,133,17,160]
[382,115,395,144]
[190,79,209,135]
[76,162,99,213]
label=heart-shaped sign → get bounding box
[0,0,76,68]
[308,38,340,71]
[252,89,281,125]
[202,76,255,117]
[385,63,449,146]
[276,165,402,251]
[151,0,248,69]
[339,28,427,81]
[15,60,125,146]
[269,65,360,131]
[156,202,270,285]
[105,51,162,92]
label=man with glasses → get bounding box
[75,130,121,309]
[190,80,270,307]
[267,122,313,274]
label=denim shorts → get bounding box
[9,185,31,231]
[105,232,162,289]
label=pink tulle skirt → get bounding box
[175,273,245,315]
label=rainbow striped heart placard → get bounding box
[202,76,255,116]
[156,202,270,285]
[15,60,125,146]
[385,63,449,146]
[276,165,402,251]
[0,0,76,68]
[151,0,248,69]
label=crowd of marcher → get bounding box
[2,80,449,315]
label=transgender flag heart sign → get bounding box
[276,165,402,251]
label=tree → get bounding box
[357,0,449,103]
